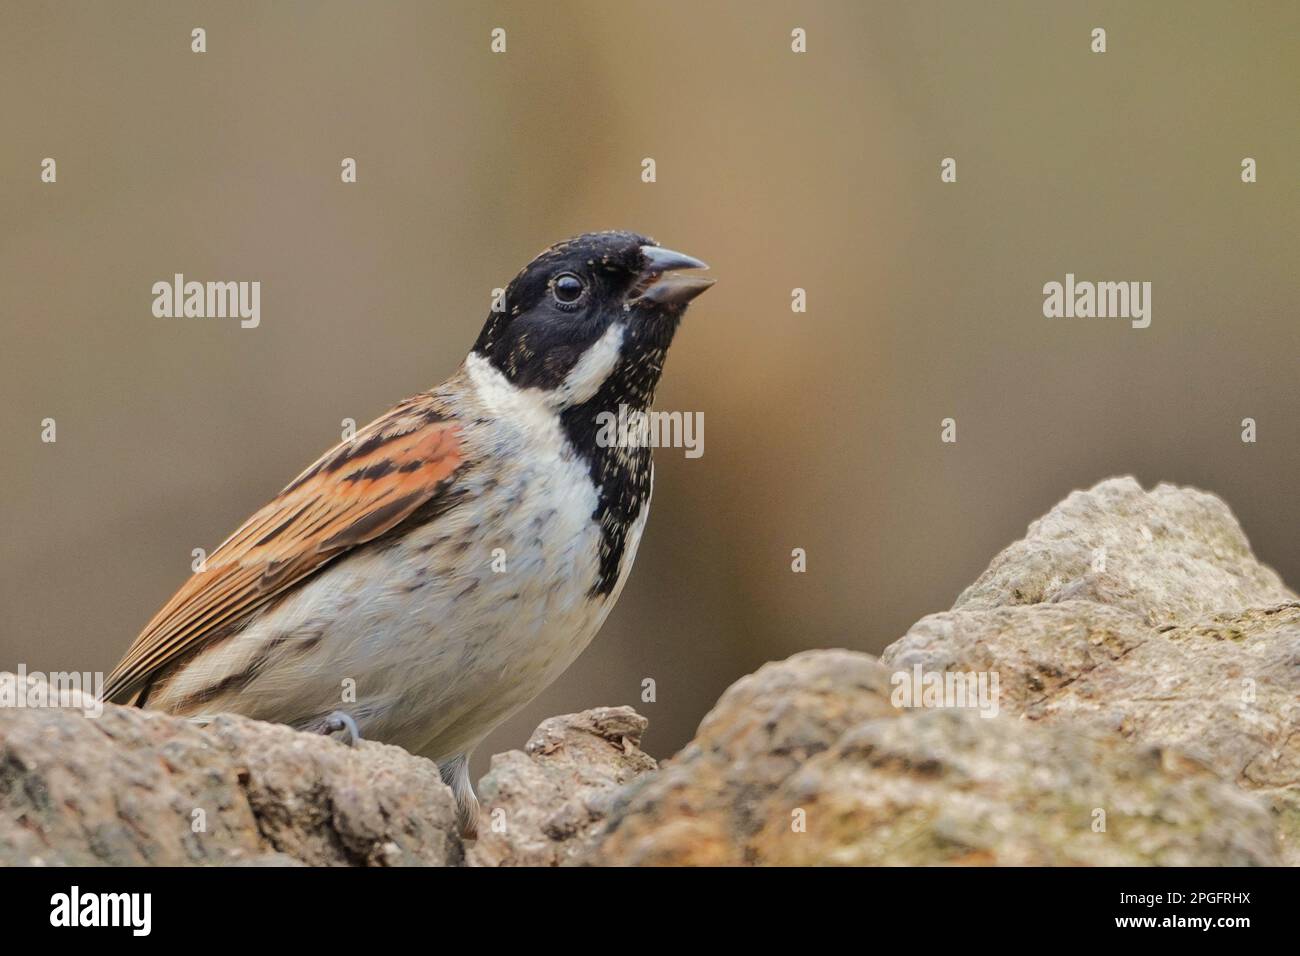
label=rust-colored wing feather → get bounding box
[105,396,465,704]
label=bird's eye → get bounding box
[553,273,584,304]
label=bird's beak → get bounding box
[631,245,716,307]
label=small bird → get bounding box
[104,231,713,834]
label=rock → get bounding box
[884,477,1299,863]
[0,687,462,866]
[468,706,657,866]
[952,477,1293,626]
[584,652,1278,865]
[6,477,1295,867]
[587,478,1296,866]
[754,709,1276,866]
[580,651,898,865]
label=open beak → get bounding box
[631,244,716,307]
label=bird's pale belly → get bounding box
[151,456,649,765]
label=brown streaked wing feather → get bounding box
[105,398,465,704]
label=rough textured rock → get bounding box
[584,652,1278,865]
[468,706,656,866]
[587,478,1297,866]
[0,688,462,866]
[585,652,899,865]
[884,477,1300,863]
[953,477,1293,626]
[4,477,1295,867]
[882,603,1300,856]
[754,710,1275,866]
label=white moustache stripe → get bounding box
[557,322,625,407]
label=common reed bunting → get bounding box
[104,231,714,835]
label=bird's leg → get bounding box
[439,752,480,839]
[319,710,362,747]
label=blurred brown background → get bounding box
[3,1,1297,774]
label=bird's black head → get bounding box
[471,230,714,411]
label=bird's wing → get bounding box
[104,395,466,704]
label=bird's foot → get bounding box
[320,710,361,747]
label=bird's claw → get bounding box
[321,710,361,747]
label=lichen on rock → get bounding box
[584,478,1298,866]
